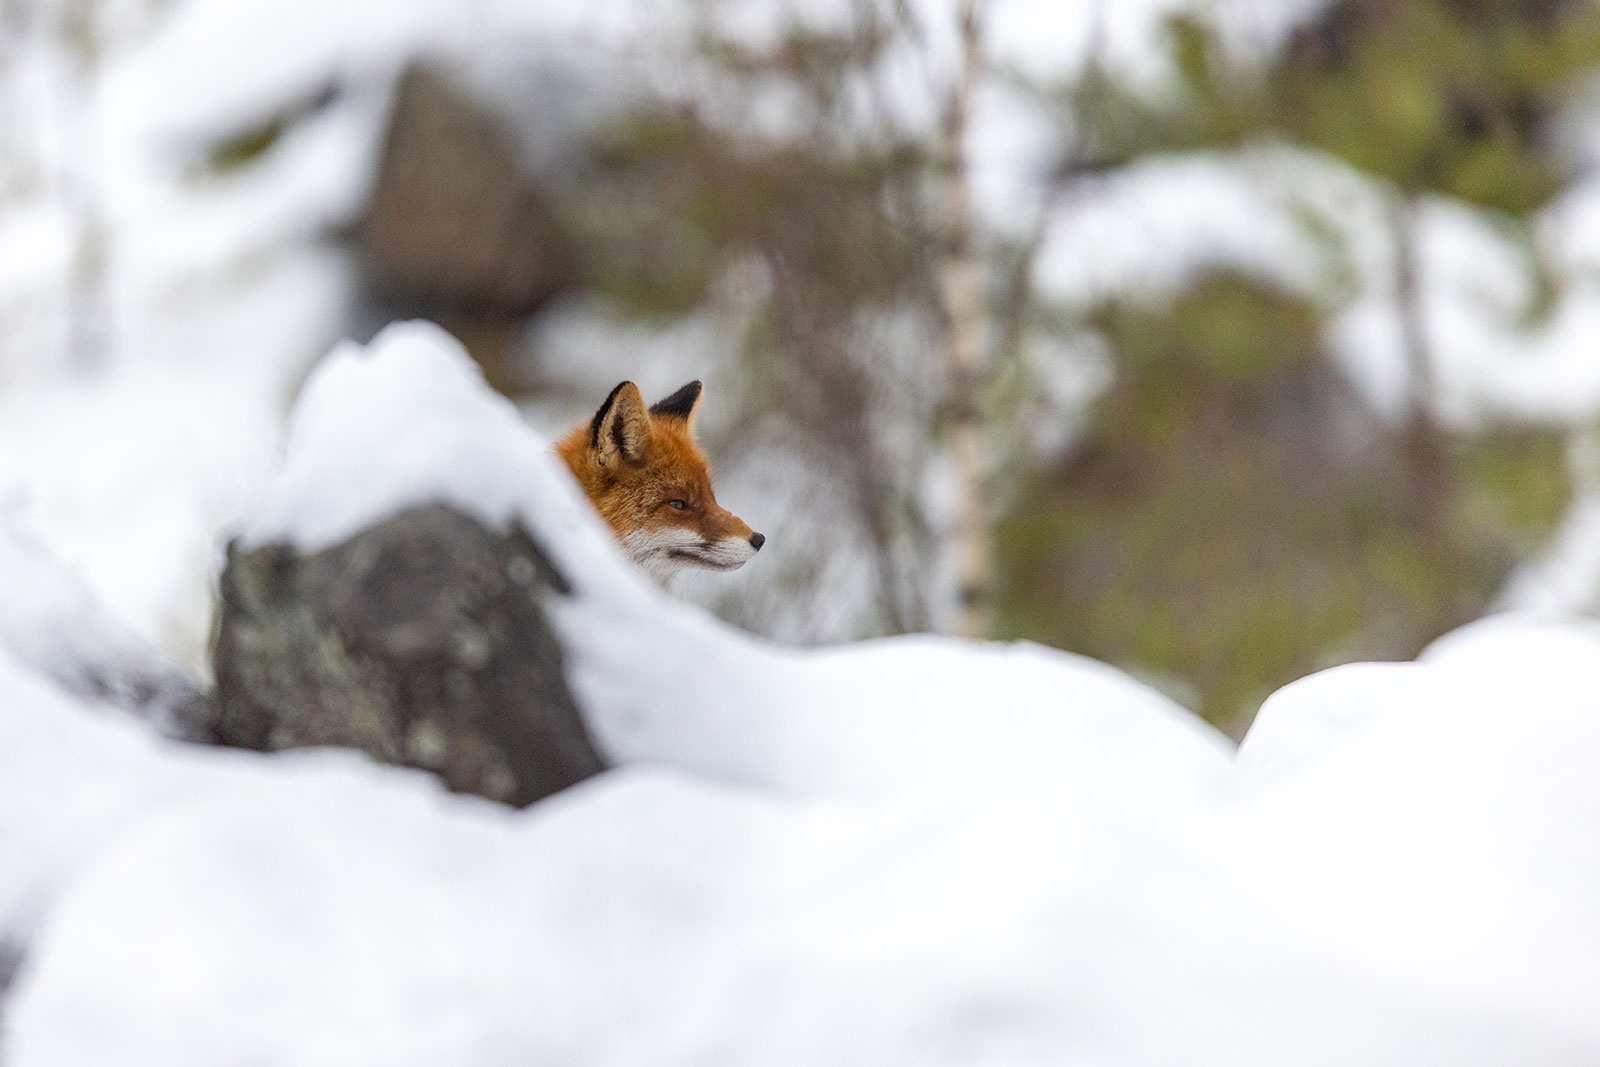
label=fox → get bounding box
[556,379,764,584]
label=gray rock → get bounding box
[210,504,605,807]
[350,63,576,322]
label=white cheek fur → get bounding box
[619,527,755,584]
[695,537,757,569]
[620,527,703,584]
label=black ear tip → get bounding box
[589,381,636,446]
[649,380,704,420]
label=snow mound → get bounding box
[241,320,600,557]
[0,516,201,736]
[0,649,246,954]
[5,322,1600,1066]
[1223,624,1600,1041]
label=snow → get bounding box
[1330,186,1600,424]
[0,0,366,664]
[1,2,1600,1060]
[1221,617,1600,1042]
[0,648,244,955]
[241,321,597,555]
[0,513,199,735]
[6,324,1600,1065]
[1035,149,1328,305]
[107,0,656,146]
[0,202,75,379]
[0,359,282,667]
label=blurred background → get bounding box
[3,0,1600,734]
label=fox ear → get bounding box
[649,380,703,426]
[591,381,652,466]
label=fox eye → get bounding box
[667,499,690,511]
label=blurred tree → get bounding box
[998,271,1569,726]
[1274,0,1594,214]
[55,0,110,370]
[991,0,1590,727]
[0,0,121,371]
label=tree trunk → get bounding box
[1390,192,1450,538]
[938,0,992,639]
[49,1,109,371]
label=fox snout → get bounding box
[555,379,765,584]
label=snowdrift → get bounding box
[2,322,1599,1066]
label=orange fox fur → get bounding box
[555,380,764,582]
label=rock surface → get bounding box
[210,503,605,806]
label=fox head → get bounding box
[555,380,765,584]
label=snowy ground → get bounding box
[2,324,1599,1066]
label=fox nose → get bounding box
[749,532,766,551]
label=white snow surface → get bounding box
[0,360,283,668]
[0,513,198,736]
[5,324,1600,1066]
